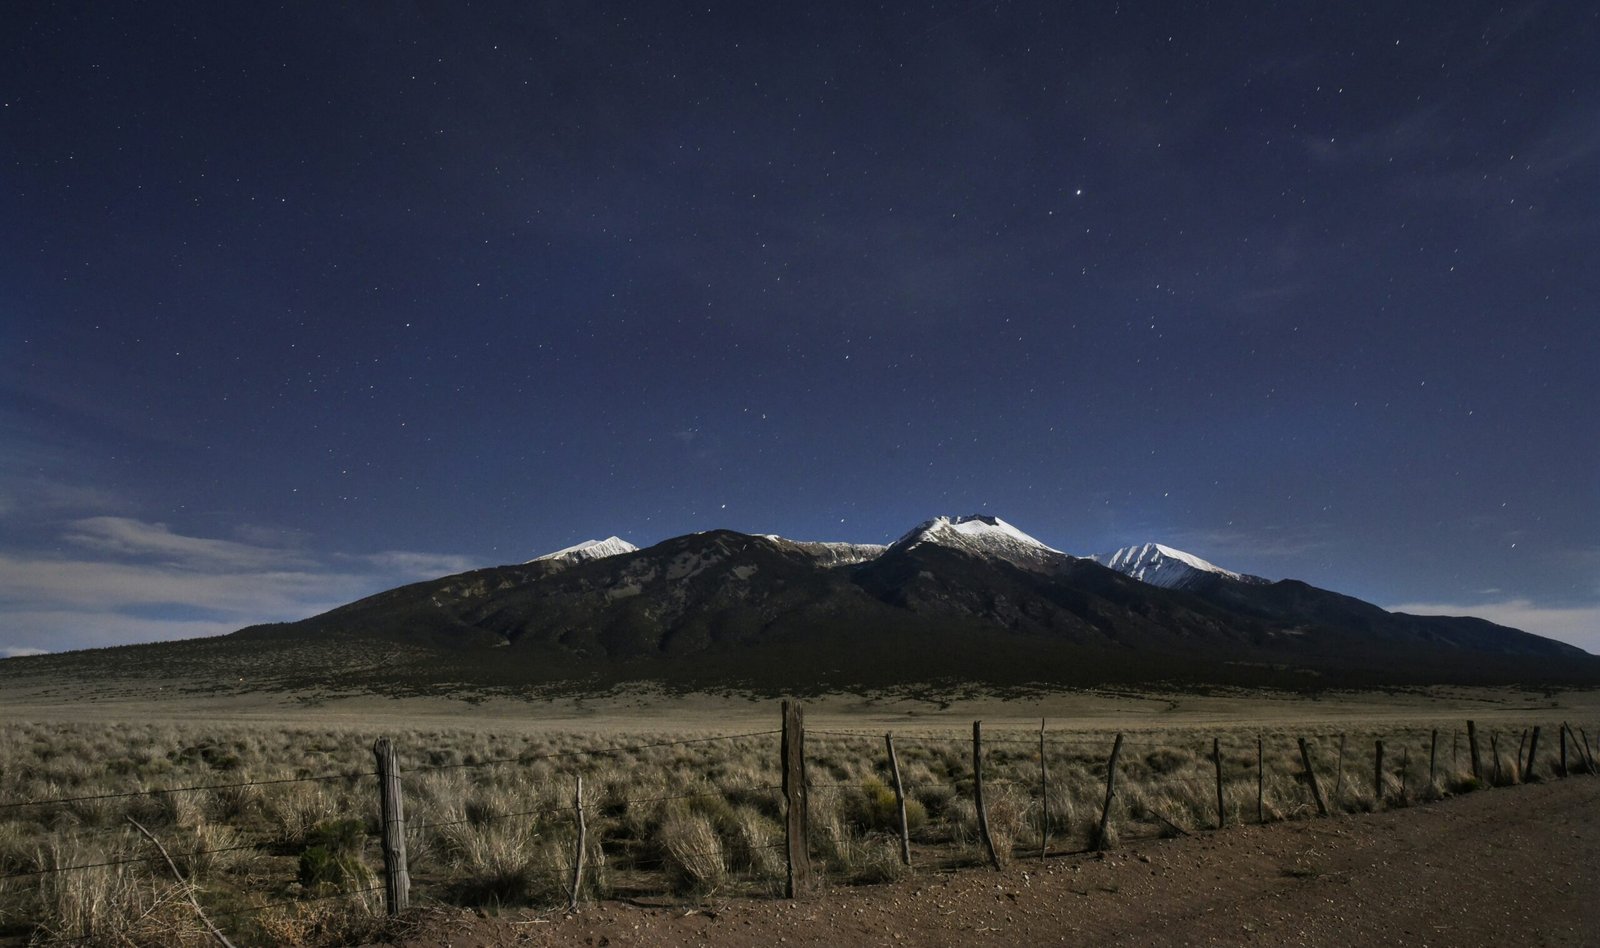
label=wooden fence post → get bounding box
[1490,732,1502,785]
[1038,719,1049,861]
[1399,747,1411,803]
[973,721,1001,869]
[1428,730,1438,791]
[1212,738,1226,830]
[1524,726,1541,782]
[1516,730,1528,782]
[373,737,410,916]
[569,773,586,913]
[885,733,911,867]
[1094,734,1124,850]
[1298,738,1329,817]
[1560,724,1568,778]
[1582,728,1598,774]
[1467,720,1482,782]
[1332,733,1347,810]
[781,699,810,898]
[1256,735,1265,824]
[1373,740,1385,808]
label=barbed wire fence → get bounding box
[2,709,1596,945]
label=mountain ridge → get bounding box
[4,515,1591,697]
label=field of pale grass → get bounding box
[1,712,1593,946]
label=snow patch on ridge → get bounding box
[762,536,888,567]
[529,536,639,565]
[1093,542,1265,589]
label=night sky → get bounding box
[4,2,1597,656]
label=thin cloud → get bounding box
[63,517,315,571]
[358,551,481,579]
[0,519,484,655]
[1387,598,1600,655]
[2,646,50,659]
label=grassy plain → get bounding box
[3,681,1598,946]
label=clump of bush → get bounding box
[298,818,371,891]
[845,776,927,834]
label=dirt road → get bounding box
[392,777,1600,947]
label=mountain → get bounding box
[891,515,1072,573]
[1094,543,1267,590]
[3,515,1592,696]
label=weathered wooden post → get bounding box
[1038,718,1050,861]
[1428,730,1438,791]
[1515,730,1529,782]
[569,773,586,913]
[1560,724,1569,778]
[1399,747,1411,803]
[1332,733,1347,810]
[1094,734,1125,850]
[781,699,810,897]
[373,737,410,916]
[1256,735,1265,824]
[1490,732,1502,785]
[1298,738,1329,817]
[1523,726,1541,782]
[973,721,1001,869]
[1467,720,1482,782]
[1373,740,1385,808]
[1212,738,1226,829]
[885,733,911,866]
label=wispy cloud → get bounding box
[1387,598,1600,655]
[63,517,316,571]
[0,518,483,656]
[1161,524,1333,564]
[1,646,49,659]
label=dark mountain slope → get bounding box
[8,523,1594,696]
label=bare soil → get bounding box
[385,776,1600,947]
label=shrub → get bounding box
[297,818,370,891]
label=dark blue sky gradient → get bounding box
[3,2,1597,654]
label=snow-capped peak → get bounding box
[1092,542,1265,590]
[529,536,638,565]
[893,515,1069,571]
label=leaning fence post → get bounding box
[569,773,586,913]
[1524,726,1541,782]
[1094,734,1124,850]
[1298,738,1329,817]
[885,733,911,866]
[1373,740,1385,808]
[1332,733,1347,810]
[1468,720,1482,782]
[1490,732,1502,785]
[781,699,810,898]
[1256,735,1265,824]
[373,737,410,916]
[1429,730,1438,791]
[1212,738,1226,830]
[973,721,1001,869]
[1038,718,1050,861]
[1399,747,1411,803]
